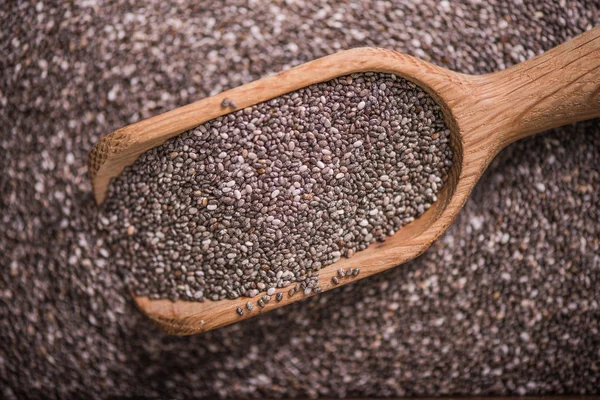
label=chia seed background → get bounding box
[1,1,599,399]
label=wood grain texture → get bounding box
[90,26,600,335]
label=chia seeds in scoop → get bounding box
[101,72,452,302]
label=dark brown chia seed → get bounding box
[101,72,452,302]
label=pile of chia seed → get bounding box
[1,0,599,399]
[101,72,452,302]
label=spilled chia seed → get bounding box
[100,72,452,302]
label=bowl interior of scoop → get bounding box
[132,70,466,335]
[92,47,472,334]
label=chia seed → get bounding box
[102,72,452,302]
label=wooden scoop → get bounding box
[89,26,600,335]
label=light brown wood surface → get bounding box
[89,26,600,335]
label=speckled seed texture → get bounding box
[102,73,451,302]
[1,1,599,399]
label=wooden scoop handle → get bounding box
[468,26,600,148]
